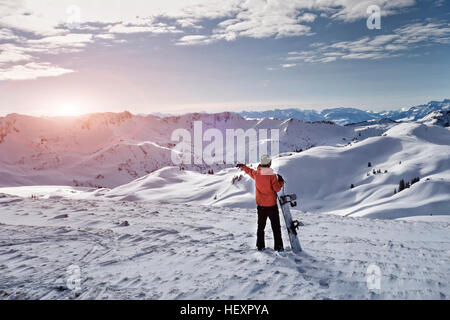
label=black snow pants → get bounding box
[256,205,284,251]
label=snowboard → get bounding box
[278,193,302,254]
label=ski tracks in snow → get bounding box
[0,196,449,299]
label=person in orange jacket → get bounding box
[237,154,285,252]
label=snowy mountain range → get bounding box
[0,101,449,300]
[238,99,450,125]
[0,99,449,218]
[103,122,450,219]
[0,111,362,188]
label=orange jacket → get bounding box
[241,165,284,207]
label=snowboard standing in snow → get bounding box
[278,190,302,253]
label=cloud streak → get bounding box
[285,21,450,65]
[0,62,73,81]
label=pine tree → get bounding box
[398,179,405,192]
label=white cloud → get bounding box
[0,28,22,41]
[368,34,399,46]
[95,33,115,40]
[172,0,415,44]
[285,21,450,64]
[0,32,90,79]
[0,33,94,79]
[211,1,313,40]
[282,63,297,68]
[341,52,390,60]
[108,23,181,34]
[0,44,32,64]
[394,22,450,44]
[0,62,74,81]
[297,13,317,23]
[176,35,214,46]
[326,0,415,22]
[385,44,408,51]
[175,18,203,29]
[319,56,337,63]
[0,12,65,36]
[27,33,93,49]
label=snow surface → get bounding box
[0,194,449,299]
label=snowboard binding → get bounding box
[290,220,302,236]
[279,193,302,238]
[279,194,297,207]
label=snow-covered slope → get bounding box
[0,195,449,299]
[239,107,381,125]
[103,122,450,220]
[382,99,450,122]
[238,99,450,125]
[0,112,358,188]
[345,118,399,140]
[418,110,450,127]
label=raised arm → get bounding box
[237,164,257,180]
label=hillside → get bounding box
[419,110,450,127]
[102,122,450,220]
[0,112,358,188]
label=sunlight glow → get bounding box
[58,103,83,117]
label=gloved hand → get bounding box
[236,163,245,169]
[277,174,284,182]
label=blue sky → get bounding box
[0,0,449,116]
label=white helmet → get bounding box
[260,154,272,166]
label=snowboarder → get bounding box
[236,155,285,252]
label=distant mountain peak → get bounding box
[237,99,449,125]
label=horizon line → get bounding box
[1,98,448,118]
